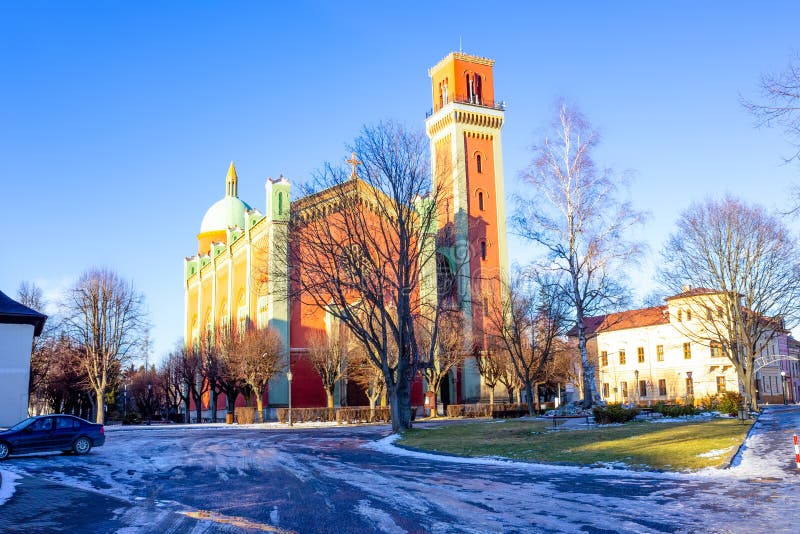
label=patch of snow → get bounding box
[355,500,406,533]
[0,469,21,506]
[697,447,734,459]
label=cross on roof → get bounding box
[346,152,362,179]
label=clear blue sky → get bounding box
[1,1,798,362]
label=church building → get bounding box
[184,52,509,416]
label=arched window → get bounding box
[475,74,482,104]
[476,154,482,173]
[480,240,487,260]
[478,191,484,211]
[466,73,473,102]
[278,192,284,214]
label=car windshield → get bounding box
[8,417,36,431]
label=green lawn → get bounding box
[399,418,752,471]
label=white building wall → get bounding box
[0,323,34,427]
[595,322,739,405]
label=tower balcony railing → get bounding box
[426,95,506,118]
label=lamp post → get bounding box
[146,382,152,426]
[781,371,787,405]
[123,384,127,419]
[634,369,639,405]
[286,370,293,427]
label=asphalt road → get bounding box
[1,407,798,533]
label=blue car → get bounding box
[0,415,105,459]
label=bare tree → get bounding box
[514,102,645,408]
[61,269,147,423]
[487,272,570,415]
[742,54,800,212]
[285,122,445,432]
[306,328,349,413]
[474,347,503,406]
[214,325,244,421]
[418,311,466,417]
[17,282,57,414]
[159,351,184,422]
[660,196,800,411]
[742,53,800,164]
[178,344,208,424]
[130,365,162,423]
[348,346,386,417]
[237,323,285,422]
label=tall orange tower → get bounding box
[425,52,510,391]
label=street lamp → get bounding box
[286,370,293,427]
[634,369,639,405]
[781,371,787,405]
[146,382,152,426]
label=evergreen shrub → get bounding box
[592,403,640,424]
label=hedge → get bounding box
[445,403,529,418]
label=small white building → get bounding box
[573,288,785,406]
[0,290,47,427]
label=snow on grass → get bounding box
[0,469,21,506]
[697,447,734,459]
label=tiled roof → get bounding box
[568,306,670,337]
[664,287,720,301]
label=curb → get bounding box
[721,411,761,469]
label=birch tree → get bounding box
[660,196,800,411]
[62,269,146,423]
[515,102,645,408]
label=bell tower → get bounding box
[425,52,510,356]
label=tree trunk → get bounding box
[194,393,202,424]
[95,389,104,424]
[225,390,237,422]
[428,383,439,419]
[210,389,218,423]
[326,389,335,421]
[488,386,495,406]
[524,382,535,415]
[183,396,191,423]
[256,390,264,423]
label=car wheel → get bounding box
[73,436,92,455]
[0,441,9,460]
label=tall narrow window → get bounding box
[686,309,692,321]
[639,380,648,397]
[683,342,692,359]
[619,350,626,365]
[710,341,722,358]
[677,309,682,322]
[656,345,664,362]
[621,381,628,398]
[601,351,608,367]
[686,377,694,396]
[658,379,667,396]
[278,192,284,214]
[637,347,645,363]
[480,240,487,260]
[466,73,472,102]
[716,376,727,393]
[475,74,482,104]
[602,383,610,398]
[476,154,482,173]
[478,191,484,210]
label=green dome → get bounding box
[200,196,253,234]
